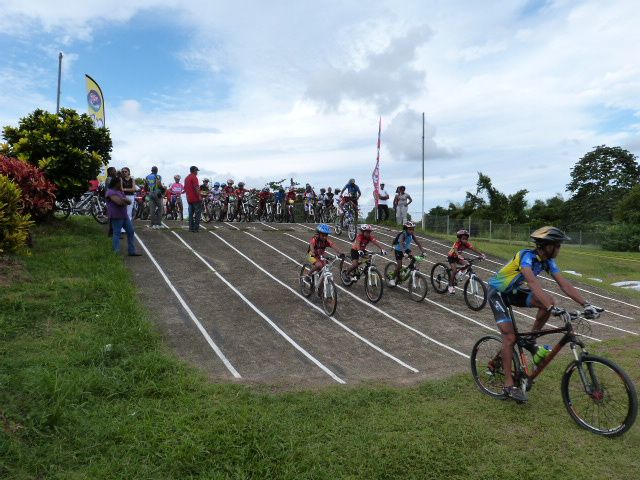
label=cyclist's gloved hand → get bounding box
[549,306,566,316]
[358,250,365,257]
[583,303,604,319]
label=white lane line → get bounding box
[260,222,278,231]
[170,231,346,384]
[292,226,605,341]
[134,233,241,378]
[210,231,418,373]
[249,232,471,358]
[224,221,241,231]
[371,227,636,321]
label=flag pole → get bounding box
[421,112,425,230]
[56,52,63,114]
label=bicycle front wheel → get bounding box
[383,262,398,288]
[408,271,428,302]
[53,200,71,220]
[364,267,384,303]
[299,263,314,298]
[322,278,338,316]
[561,355,638,436]
[347,222,356,241]
[464,276,487,311]
[430,262,450,294]
[470,335,509,399]
[334,217,342,235]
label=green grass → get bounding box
[408,226,640,300]
[1,218,639,479]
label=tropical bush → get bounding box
[0,174,33,255]
[0,155,56,220]
[601,223,640,252]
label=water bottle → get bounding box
[533,345,552,365]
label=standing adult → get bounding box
[106,176,141,256]
[394,186,412,225]
[121,167,137,224]
[184,166,202,232]
[105,166,117,237]
[339,178,361,221]
[145,166,164,229]
[377,183,390,223]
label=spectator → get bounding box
[121,167,137,226]
[105,176,141,256]
[394,185,412,225]
[145,166,165,229]
[377,183,390,223]
[105,166,117,237]
[184,166,202,232]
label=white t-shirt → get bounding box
[378,189,389,206]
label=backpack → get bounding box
[392,231,404,247]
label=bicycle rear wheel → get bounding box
[470,335,509,399]
[464,276,487,311]
[364,267,384,303]
[91,197,108,224]
[339,259,355,287]
[561,355,638,436]
[430,262,450,294]
[299,263,314,297]
[408,271,428,302]
[322,278,338,316]
[383,262,397,288]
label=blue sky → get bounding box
[1,0,639,215]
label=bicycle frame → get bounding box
[318,256,339,298]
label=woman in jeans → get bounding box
[106,176,142,256]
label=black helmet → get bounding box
[320,188,326,193]
[530,226,570,245]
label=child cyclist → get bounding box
[389,221,425,286]
[343,224,387,278]
[306,224,346,282]
[447,229,485,294]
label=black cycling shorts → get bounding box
[487,286,533,324]
[350,249,361,261]
[394,249,409,261]
[447,255,465,265]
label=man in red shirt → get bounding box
[184,166,202,232]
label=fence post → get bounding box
[468,216,471,233]
[580,230,582,246]
[489,220,492,240]
[509,224,512,244]
[446,216,450,235]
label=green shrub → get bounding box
[601,223,640,251]
[0,174,34,255]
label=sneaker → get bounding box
[388,279,396,286]
[503,385,527,402]
[448,286,455,294]
[521,336,538,355]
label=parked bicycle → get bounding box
[470,307,637,436]
[299,254,340,316]
[339,250,386,303]
[383,254,429,302]
[54,190,108,224]
[430,257,487,311]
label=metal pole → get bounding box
[421,112,425,230]
[56,52,63,114]
[489,220,492,240]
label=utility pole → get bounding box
[56,52,63,114]
[421,112,425,230]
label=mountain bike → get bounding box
[54,190,108,224]
[334,203,357,240]
[339,250,386,303]
[303,198,316,223]
[286,200,296,223]
[225,195,237,222]
[430,257,488,311]
[470,307,637,436]
[299,254,341,316]
[239,194,256,222]
[383,254,429,302]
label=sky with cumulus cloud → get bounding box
[1,0,639,215]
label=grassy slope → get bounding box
[0,218,638,479]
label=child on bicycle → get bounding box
[307,224,345,278]
[486,226,602,402]
[447,229,485,294]
[389,221,425,286]
[343,224,387,277]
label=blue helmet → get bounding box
[213,182,220,188]
[316,224,331,234]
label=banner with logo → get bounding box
[85,74,105,128]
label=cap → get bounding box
[190,166,199,173]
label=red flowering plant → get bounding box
[0,155,57,220]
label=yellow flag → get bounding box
[85,74,105,128]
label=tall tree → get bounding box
[566,145,640,222]
[2,108,112,198]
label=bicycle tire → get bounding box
[430,262,450,294]
[464,276,488,311]
[364,267,384,303]
[91,197,109,224]
[339,259,355,287]
[322,278,338,316]
[334,217,342,235]
[383,262,398,288]
[408,271,428,302]
[53,200,71,220]
[299,263,314,298]
[561,354,638,436]
[470,335,510,399]
[347,222,356,241]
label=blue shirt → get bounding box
[488,249,560,292]
[393,232,414,252]
[343,183,361,196]
[274,191,285,202]
[145,173,162,192]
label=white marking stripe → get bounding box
[171,231,346,384]
[224,222,240,230]
[379,226,640,312]
[252,231,470,358]
[212,231,418,373]
[134,233,241,378]
[371,227,636,322]
[260,222,278,230]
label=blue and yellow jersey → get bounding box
[488,249,560,292]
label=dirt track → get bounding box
[125,221,640,388]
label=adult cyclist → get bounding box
[339,178,361,221]
[486,226,603,402]
[389,221,425,286]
